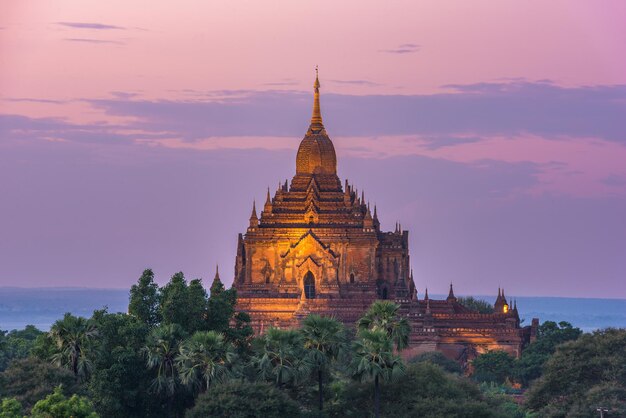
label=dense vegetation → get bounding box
[0,269,624,417]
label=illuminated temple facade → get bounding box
[233,72,537,363]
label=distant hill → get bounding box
[1,287,624,332]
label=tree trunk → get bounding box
[318,369,323,412]
[374,374,380,418]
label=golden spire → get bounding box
[309,66,325,133]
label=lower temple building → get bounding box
[233,71,538,364]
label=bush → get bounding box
[185,381,301,418]
[408,351,463,374]
[0,357,81,411]
[471,351,515,385]
[526,328,626,417]
[327,362,517,417]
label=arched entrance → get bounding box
[303,271,316,299]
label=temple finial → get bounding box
[249,200,258,228]
[210,264,224,295]
[447,282,456,301]
[266,187,271,204]
[309,66,324,133]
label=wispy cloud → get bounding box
[56,21,125,30]
[4,97,66,104]
[602,174,626,187]
[380,43,420,54]
[330,79,381,87]
[64,38,125,45]
[264,79,299,87]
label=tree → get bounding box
[49,313,98,379]
[87,310,162,418]
[0,357,80,411]
[176,331,235,393]
[160,272,192,330]
[330,362,522,418]
[143,324,185,396]
[457,297,494,314]
[0,325,44,372]
[408,351,462,374]
[0,398,23,418]
[514,320,582,386]
[351,328,405,418]
[30,386,98,418]
[252,328,311,388]
[186,279,209,334]
[185,381,301,418]
[357,301,410,351]
[471,350,515,385]
[526,328,626,417]
[129,268,161,327]
[300,315,346,412]
[160,273,209,334]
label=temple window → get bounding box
[304,271,316,299]
[350,273,355,284]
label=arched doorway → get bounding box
[304,271,316,299]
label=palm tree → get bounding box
[252,328,310,387]
[143,323,185,415]
[176,330,236,393]
[357,300,410,351]
[49,313,98,379]
[300,315,346,412]
[351,328,405,418]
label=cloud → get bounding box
[602,174,626,187]
[330,79,381,87]
[4,97,66,104]
[56,22,125,30]
[418,136,482,150]
[264,80,299,87]
[63,38,125,45]
[80,81,626,143]
[380,43,420,54]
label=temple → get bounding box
[232,70,537,364]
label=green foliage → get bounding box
[0,325,44,372]
[351,329,404,384]
[143,324,186,396]
[457,297,494,314]
[330,362,520,418]
[408,351,463,374]
[357,301,410,351]
[0,357,80,411]
[300,315,347,411]
[252,328,311,387]
[472,350,515,385]
[176,331,236,393]
[525,328,626,417]
[514,320,582,386]
[0,398,23,418]
[49,313,98,379]
[186,381,301,418]
[160,273,211,335]
[31,386,98,418]
[87,310,160,418]
[129,268,161,327]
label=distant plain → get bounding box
[1,287,624,333]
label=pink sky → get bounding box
[1,1,625,298]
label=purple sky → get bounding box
[1,1,625,298]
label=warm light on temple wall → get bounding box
[503,304,509,313]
